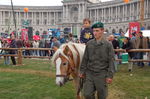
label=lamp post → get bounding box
[10,0,17,37]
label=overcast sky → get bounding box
[0,0,113,6]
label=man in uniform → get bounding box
[79,22,115,99]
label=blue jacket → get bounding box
[80,28,94,43]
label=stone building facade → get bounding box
[0,0,150,37]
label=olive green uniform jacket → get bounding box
[80,38,115,78]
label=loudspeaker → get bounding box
[27,27,33,40]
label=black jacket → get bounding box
[122,41,134,58]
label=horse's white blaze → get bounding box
[56,58,64,85]
[51,43,86,86]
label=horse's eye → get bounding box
[63,63,67,66]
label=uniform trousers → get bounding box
[83,70,108,99]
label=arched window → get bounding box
[112,29,116,34]
[71,7,78,22]
[119,28,123,33]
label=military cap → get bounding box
[91,22,104,29]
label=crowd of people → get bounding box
[107,31,150,71]
[0,18,150,68]
[0,18,150,99]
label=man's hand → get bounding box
[79,74,85,78]
[106,78,113,84]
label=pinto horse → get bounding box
[51,43,85,98]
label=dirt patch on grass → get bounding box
[0,68,55,78]
[108,88,126,99]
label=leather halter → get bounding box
[55,44,80,82]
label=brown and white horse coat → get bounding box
[51,43,85,87]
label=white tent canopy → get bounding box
[125,30,150,37]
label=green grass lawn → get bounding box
[0,58,150,99]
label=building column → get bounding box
[3,11,5,25]
[104,8,106,23]
[94,9,96,21]
[118,6,120,21]
[89,10,91,19]
[63,6,65,21]
[137,2,139,19]
[32,12,34,25]
[34,12,36,25]
[0,11,1,25]
[116,7,117,22]
[126,4,128,21]
[47,12,48,25]
[15,12,18,25]
[65,5,67,22]
[130,3,132,21]
[97,9,99,21]
[49,12,51,25]
[102,9,103,22]
[144,0,146,18]
[18,12,21,25]
[133,3,135,20]
[108,7,110,22]
[123,5,125,21]
[145,0,148,18]
[54,12,56,25]
[82,4,85,19]
[147,0,149,18]
[66,5,68,21]
[39,12,41,25]
[111,7,113,22]
[78,4,81,22]
[42,12,44,25]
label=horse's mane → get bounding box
[51,43,85,66]
[51,44,69,64]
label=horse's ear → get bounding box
[64,45,71,56]
[53,46,58,52]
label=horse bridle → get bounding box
[55,56,75,82]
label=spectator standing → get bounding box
[33,40,39,56]
[39,39,45,56]
[68,33,75,43]
[9,34,17,65]
[146,37,150,66]
[108,35,119,71]
[0,38,2,58]
[118,32,126,64]
[135,31,148,67]
[51,37,61,56]
[1,39,10,65]
[51,37,61,50]
[122,37,134,71]
[59,35,66,44]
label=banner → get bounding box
[21,29,28,41]
[129,22,140,38]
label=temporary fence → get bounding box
[0,48,150,65]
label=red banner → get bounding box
[21,29,28,41]
[129,22,140,38]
